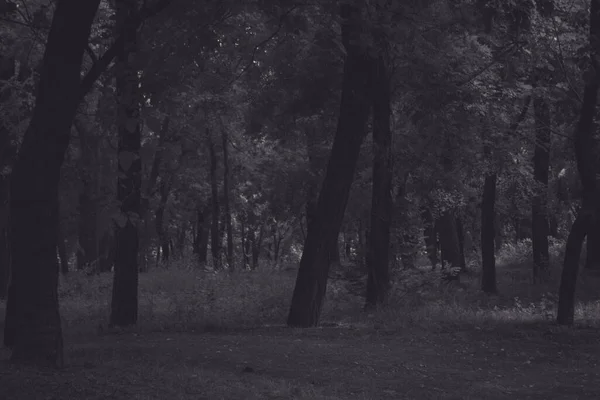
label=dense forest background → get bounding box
[1,0,600,398]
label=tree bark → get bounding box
[531,95,551,282]
[585,219,600,269]
[287,3,374,327]
[4,0,101,367]
[481,173,497,293]
[421,208,438,269]
[365,45,392,310]
[193,202,209,266]
[0,174,9,298]
[557,45,600,325]
[222,130,234,270]
[207,130,221,269]
[110,0,141,328]
[456,216,467,271]
[155,178,171,262]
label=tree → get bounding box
[531,88,551,282]
[287,3,375,327]
[3,0,101,367]
[365,32,392,310]
[110,0,142,327]
[557,0,600,325]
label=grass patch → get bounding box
[1,246,600,399]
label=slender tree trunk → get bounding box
[4,0,101,367]
[222,130,234,270]
[421,208,438,269]
[367,51,392,309]
[287,4,375,327]
[155,179,170,262]
[110,0,141,328]
[193,203,209,266]
[207,130,221,269]
[532,95,551,282]
[456,217,467,271]
[481,173,497,293]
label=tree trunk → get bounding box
[481,173,497,293]
[207,130,221,270]
[4,0,101,367]
[0,174,9,298]
[110,0,141,328]
[456,216,467,271]
[155,179,170,262]
[367,49,394,291]
[585,219,600,269]
[532,95,551,282]
[287,4,374,327]
[222,130,234,270]
[421,208,438,269]
[193,202,209,266]
[557,19,600,324]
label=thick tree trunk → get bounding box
[365,50,392,308]
[557,58,600,325]
[110,0,141,328]
[287,4,374,327]
[532,95,551,282]
[222,130,234,270]
[4,0,101,367]
[207,130,221,270]
[585,219,600,269]
[481,173,497,293]
[0,175,9,298]
[557,0,600,323]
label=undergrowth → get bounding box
[50,238,600,337]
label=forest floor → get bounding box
[0,321,599,399]
[1,254,600,399]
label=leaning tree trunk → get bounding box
[110,0,142,328]
[287,3,375,327]
[365,44,392,310]
[557,30,600,325]
[3,0,101,367]
[532,95,551,282]
[456,216,467,271]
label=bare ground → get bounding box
[1,322,599,400]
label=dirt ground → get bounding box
[1,322,598,400]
